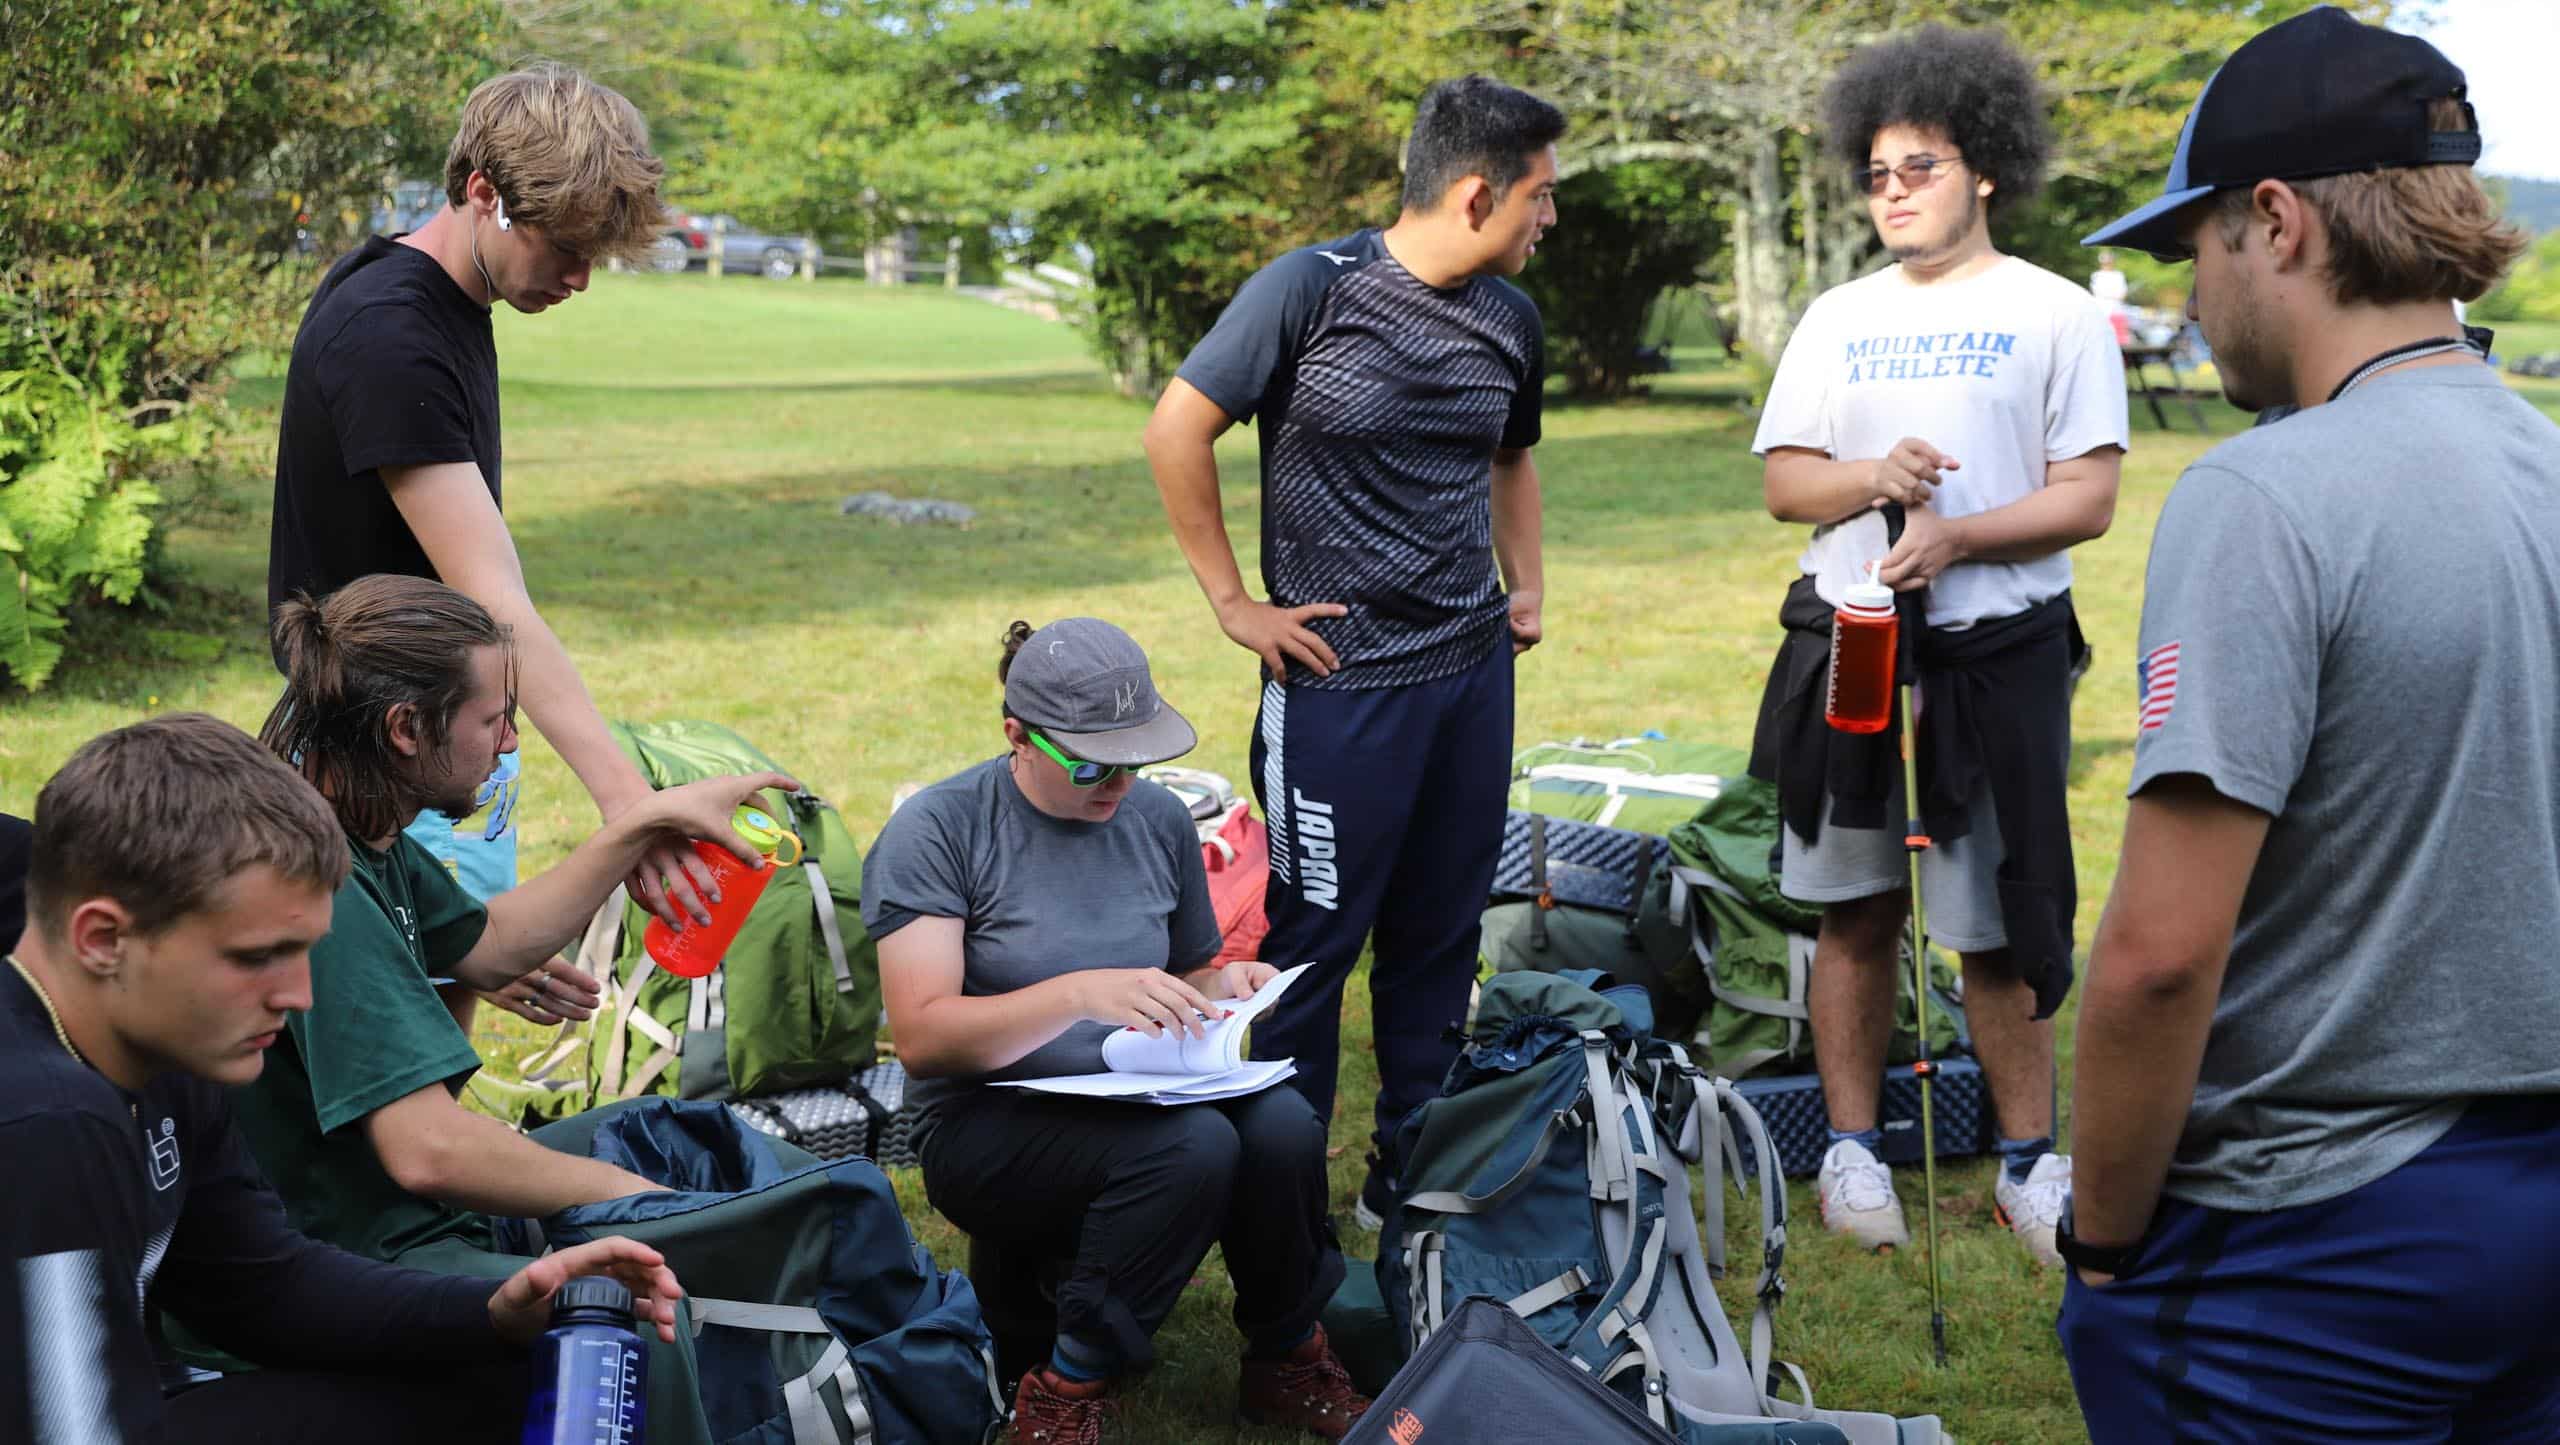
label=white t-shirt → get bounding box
[2088,266,2129,307]
[1753,255,2130,628]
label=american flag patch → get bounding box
[2137,641,2181,734]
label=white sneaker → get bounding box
[1994,1151,2072,1269]
[1818,1139,1911,1253]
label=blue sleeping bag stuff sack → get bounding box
[538,1099,1003,1445]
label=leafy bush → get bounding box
[1515,163,1723,398]
[0,0,501,688]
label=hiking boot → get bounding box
[1994,1150,2072,1269]
[1238,1324,1370,1440]
[1006,1365,1114,1445]
[1350,1150,1396,1233]
[1818,1139,1911,1253]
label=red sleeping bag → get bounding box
[1199,798,1272,965]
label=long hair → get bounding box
[259,575,512,841]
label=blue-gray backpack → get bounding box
[537,1100,1004,1445]
[1375,970,1946,1445]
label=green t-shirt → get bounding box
[231,831,493,1262]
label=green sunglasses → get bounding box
[1028,728,1132,787]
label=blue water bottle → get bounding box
[521,1276,649,1445]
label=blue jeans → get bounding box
[2059,1096,2560,1443]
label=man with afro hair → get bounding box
[1746,23,2127,1269]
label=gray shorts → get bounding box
[1779,775,2008,954]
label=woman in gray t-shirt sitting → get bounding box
[861,617,1365,1441]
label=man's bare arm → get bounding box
[1489,446,1545,651]
[365,1081,664,1217]
[2069,774,2270,1262]
[1142,379,1345,681]
[382,462,712,927]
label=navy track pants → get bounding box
[1247,640,1512,1146]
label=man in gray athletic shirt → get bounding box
[2058,10,2560,1440]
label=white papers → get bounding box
[1098,962,1310,1076]
[992,963,1314,1106]
[993,1058,1298,1105]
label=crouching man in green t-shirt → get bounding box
[230,573,790,1246]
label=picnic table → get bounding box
[2122,341,2212,434]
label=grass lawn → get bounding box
[7,271,2557,1443]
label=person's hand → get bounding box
[628,837,719,932]
[1869,438,1958,509]
[600,780,722,931]
[632,772,802,925]
[1217,597,1348,683]
[1877,505,1968,591]
[1075,967,1227,1038]
[1208,959,1280,1003]
[479,955,603,1026]
[486,1236,685,1347]
[1507,588,1543,655]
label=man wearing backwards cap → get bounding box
[864,619,1363,1440]
[2060,8,2558,1438]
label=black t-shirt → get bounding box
[267,236,500,666]
[0,968,507,1443]
[1175,228,1545,690]
[0,813,28,955]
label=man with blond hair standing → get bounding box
[2061,10,2558,1439]
[267,63,711,1032]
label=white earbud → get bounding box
[494,197,512,232]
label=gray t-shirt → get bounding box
[862,758,1223,1123]
[2129,364,2560,1212]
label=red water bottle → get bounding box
[642,804,801,979]
[1824,563,1898,735]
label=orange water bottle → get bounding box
[1824,562,1898,735]
[642,803,802,979]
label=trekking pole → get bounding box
[1899,680,1949,1367]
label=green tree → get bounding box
[0,0,502,688]
[1485,0,2399,367]
[1517,161,1725,397]
[714,0,1495,395]
[2474,229,2560,324]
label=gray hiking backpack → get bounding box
[1376,969,1947,1445]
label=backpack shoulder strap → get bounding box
[803,858,854,996]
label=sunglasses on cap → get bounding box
[1028,729,1132,788]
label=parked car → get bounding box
[654,209,813,279]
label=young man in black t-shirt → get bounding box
[0,715,684,1445]
[267,63,712,1033]
[1144,76,1565,1221]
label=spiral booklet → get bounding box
[993,963,1311,1105]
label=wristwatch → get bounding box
[2054,1193,2143,1276]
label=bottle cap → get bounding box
[1842,561,1895,615]
[730,805,803,867]
[551,1276,637,1328]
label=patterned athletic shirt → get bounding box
[1175,229,1545,690]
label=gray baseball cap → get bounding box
[1003,618,1198,767]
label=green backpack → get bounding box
[1508,737,1748,836]
[1493,737,1962,1079]
[1663,768,1962,1079]
[575,720,882,1105]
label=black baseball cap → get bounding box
[2084,6,2480,260]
